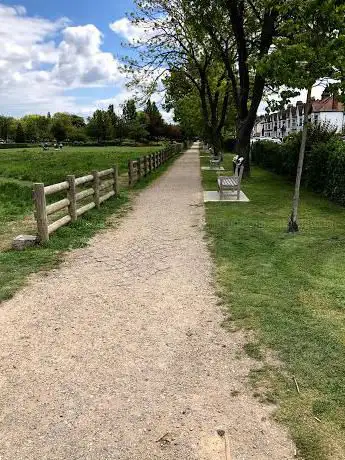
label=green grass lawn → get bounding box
[0,145,163,245]
[0,144,176,302]
[0,145,163,184]
[202,154,345,460]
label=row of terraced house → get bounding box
[253,91,345,139]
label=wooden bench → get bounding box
[209,151,223,168]
[210,156,222,168]
[217,164,244,200]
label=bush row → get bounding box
[251,123,345,206]
[0,143,31,149]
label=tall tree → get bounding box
[107,104,121,139]
[86,109,112,142]
[164,66,234,149]
[51,119,67,142]
[125,0,232,154]
[122,99,137,123]
[127,111,150,143]
[15,122,26,143]
[0,116,14,141]
[177,0,284,169]
[22,116,38,142]
[144,100,164,139]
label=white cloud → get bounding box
[0,4,67,73]
[0,5,171,118]
[52,25,122,88]
[109,17,154,43]
[0,3,124,116]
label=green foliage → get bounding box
[50,119,67,142]
[122,99,137,122]
[262,0,345,91]
[0,181,32,218]
[86,109,112,142]
[324,141,345,206]
[251,123,345,206]
[166,86,204,139]
[164,67,235,147]
[0,143,29,149]
[144,100,164,139]
[15,123,26,143]
[0,102,179,146]
[0,115,15,141]
[127,117,149,143]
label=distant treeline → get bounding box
[0,99,182,144]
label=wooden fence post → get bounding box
[144,155,148,177]
[150,153,153,171]
[113,165,119,196]
[33,183,49,243]
[137,157,142,180]
[67,175,77,222]
[92,170,100,208]
[128,160,134,187]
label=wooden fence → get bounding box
[32,142,190,244]
[33,166,119,243]
[128,143,184,187]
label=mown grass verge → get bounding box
[0,150,183,303]
[201,153,345,460]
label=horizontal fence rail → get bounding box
[33,165,119,243]
[32,141,191,245]
[128,143,185,187]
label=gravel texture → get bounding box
[0,144,295,459]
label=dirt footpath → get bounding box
[0,145,295,459]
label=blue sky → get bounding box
[4,0,131,50]
[0,0,158,118]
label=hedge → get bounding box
[0,143,32,149]
[251,126,345,207]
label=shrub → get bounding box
[0,143,31,149]
[324,140,345,206]
[251,123,345,207]
[251,141,286,173]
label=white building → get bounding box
[254,94,345,139]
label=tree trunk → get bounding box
[209,128,222,156]
[287,86,312,233]
[235,123,252,174]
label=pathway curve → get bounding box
[0,144,294,459]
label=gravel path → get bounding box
[0,144,294,459]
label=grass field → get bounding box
[0,144,170,301]
[0,145,163,245]
[201,154,345,460]
[0,145,163,184]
